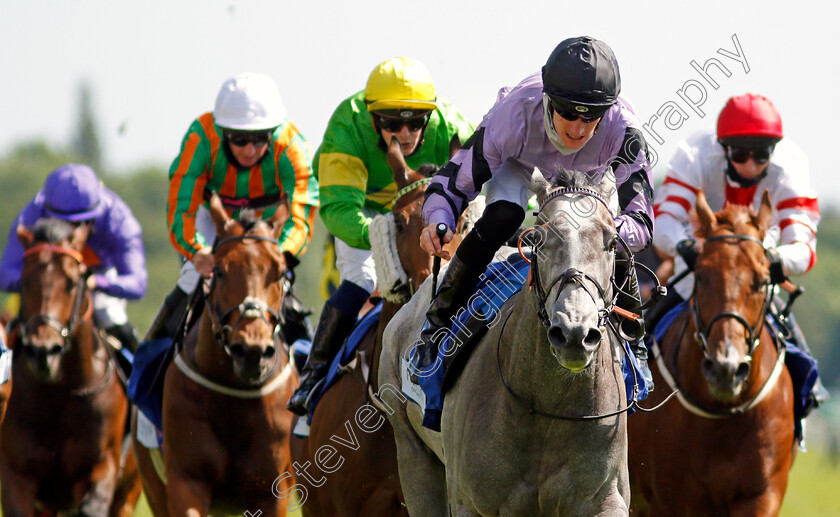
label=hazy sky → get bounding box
[2,0,839,207]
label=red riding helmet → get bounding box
[716,94,783,141]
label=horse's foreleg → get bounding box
[166,474,211,517]
[78,454,119,517]
[391,424,448,517]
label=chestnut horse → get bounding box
[629,191,795,516]
[1,218,135,516]
[133,193,297,516]
[288,137,471,516]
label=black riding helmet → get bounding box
[542,36,621,118]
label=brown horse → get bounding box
[133,193,297,516]
[287,138,471,516]
[1,217,133,516]
[629,190,795,516]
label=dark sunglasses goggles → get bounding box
[225,130,273,147]
[375,113,430,132]
[727,146,773,164]
[547,98,604,123]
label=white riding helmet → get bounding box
[214,73,287,131]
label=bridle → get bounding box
[690,233,773,358]
[18,244,91,352]
[205,234,287,381]
[499,186,666,419]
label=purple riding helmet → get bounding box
[42,164,105,221]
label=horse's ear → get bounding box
[755,189,773,236]
[269,193,290,239]
[695,189,717,237]
[208,192,230,235]
[17,224,34,248]
[386,136,411,189]
[533,174,552,207]
[449,134,462,158]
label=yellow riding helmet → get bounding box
[364,57,437,113]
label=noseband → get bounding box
[208,234,287,358]
[691,233,772,358]
[18,244,90,351]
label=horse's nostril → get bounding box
[263,346,275,359]
[702,358,714,378]
[735,361,751,381]
[229,344,245,358]
[584,328,602,346]
[548,327,566,346]
[48,345,63,356]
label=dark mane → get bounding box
[551,167,596,190]
[235,210,261,232]
[416,163,437,178]
[30,217,76,244]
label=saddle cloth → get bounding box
[303,301,384,426]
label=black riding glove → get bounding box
[765,248,786,285]
[676,238,699,271]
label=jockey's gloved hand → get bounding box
[765,248,786,285]
[676,238,699,270]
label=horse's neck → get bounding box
[189,310,235,384]
[60,318,104,387]
[367,300,402,392]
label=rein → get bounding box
[651,231,786,417]
[692,233,773,357]
[494,307,641,420]
[197,233,290,388]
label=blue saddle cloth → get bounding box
[305,301,384,424]
[653,301,819,440]
[127,337,172,432]
[410,255,651,431]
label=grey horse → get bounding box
[379,170,631,516]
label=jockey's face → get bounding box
[552,110,601,151]
[374,112,428,156]
[727,145,772,180]
[225,130,272,168]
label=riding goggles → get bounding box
[225,130,273,148]
[547,97,605,123]
[727,146,773,165]
[375,113,430,132]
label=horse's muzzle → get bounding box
[547,323,602,371]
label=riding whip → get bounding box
[431,223,448,295]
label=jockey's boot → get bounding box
[287,303,357,416]
[105,323,139,353]
[142,287,188,342]
[642,287,685,341]
[410,253,484,383]
[281,290,314,346]
[781,309,830,412]
[104,323,139,380]
[615,251,653,392]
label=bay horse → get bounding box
[628,190,795,516]
[287,137,471,516]
[132,192,297,517]
[1,217,133,516]
[381,169,632,516]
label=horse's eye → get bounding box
[213,266,225,280]
[394,215,405,233]
[608,236,618,251]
